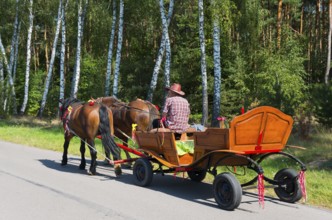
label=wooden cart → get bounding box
[131,106,306,210]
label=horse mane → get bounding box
[60,97,83,118]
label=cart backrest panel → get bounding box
[229,106,293,152]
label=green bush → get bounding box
[311,84,332,127]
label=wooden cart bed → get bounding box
[135,106,294,168]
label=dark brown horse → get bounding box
[59,98,122,176]
[95,96,160,161]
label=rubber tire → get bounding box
[133,158,153,187]
[187,170,207,182]
[213,172,242,210]
[274,168,302,203]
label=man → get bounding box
[161,83,190,134]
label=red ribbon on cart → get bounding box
[258,173,265,208]
[299,170,307,202]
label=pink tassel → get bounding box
[299,171,307,202]
[258,174,265,208]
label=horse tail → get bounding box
[98,105,121,161]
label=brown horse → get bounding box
[59,98,122,176]
[95,96,160,161]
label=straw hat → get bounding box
[165,83,185,96]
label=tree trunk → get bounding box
[105,0,117,96]
[0,35,17,114]
[38,0,63,117]
[71,0,89,99]
[112,0,124,98]
[277,0,283,49]
[160,0,171,91]
[325,0,332,84]
[211,0,221,127]
[59,0,68,117]
[0,59,4,113]
[8,0,20,78]
[12,21,20,82]
[198,0,208,126]
[146,0,174,102]
[44,25,49,72]
[20,0,34,115]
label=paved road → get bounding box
[0,140,331,220]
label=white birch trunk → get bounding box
[59,0,68,115]
[12,21,20,81]
[9,0,20,77]
[0,59,4,112]
[147,0,174,101]
[198,0,208,126]
[159,0,171,90]
[211,1,221,127]
[71,0,89,98]
[325,0,332,85]
[105,0,117,96]
[20,0,34,115]
[112,0,124,98]
[0,35,17,114]
[38,0,63,117]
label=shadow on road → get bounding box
[39,157,296,212]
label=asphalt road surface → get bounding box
[0,140,331,220]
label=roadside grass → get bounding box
[0,116,331,210]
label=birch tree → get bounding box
[38,0,63,117]
[12,22,20,81]
[325,0,332,85]
[160,0,171,89]
[198,0,208,126]
[9,0,20,80]
[0,59,3,112]
[59,0,68,115]
[20,0,34,115]
[112,0,124,98]
[211,0,221,127]
[147,0,174,101]
[105,0,117,96]
[71,0,89,98]
[0,35,17,114]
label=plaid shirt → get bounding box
[163,96,190,133]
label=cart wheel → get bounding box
[274,168,302,203]
[187,170,207,182]
[133,158,153,187]
[213,172,242,210]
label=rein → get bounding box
[92,97,160,117]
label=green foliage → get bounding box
[311,84,332,127]
[78,54,106,101]
[0,0,330,126]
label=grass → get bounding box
[0,116,331,210]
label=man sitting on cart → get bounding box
[152,83,194,139]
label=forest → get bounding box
[0,0,331,131]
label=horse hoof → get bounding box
[115,165,122,176]
[61,161,67,166]
[79,165,85,170]
[87,170,96,175]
